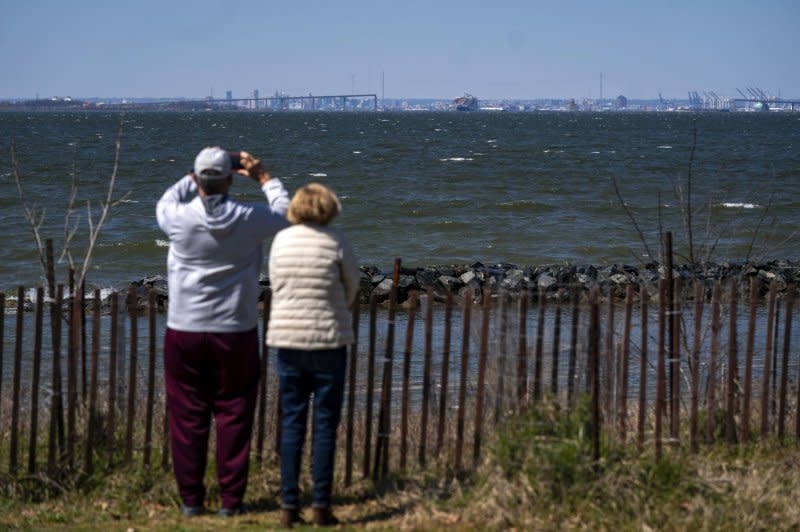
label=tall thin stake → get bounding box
[778,287,794,442]
[399,291,417,471]
[568,287,580,409]
[124,285,138,464]
[10,286,24,474]
[517,289,529,406]
[373,258,400,480]
[533,287,546,401]
[107,292,119,468]
[742,277,758,444]
[435,291,453,458]
[419,287,434,467]
[618,284,633,443]
[474,288,491,467]
[84,289,101,474]
[344,299,360,485]
[143,290,157,468]
[67,284,80,468]
[604,291,615,429]
[588,288,601,471]
[551,291,562,396]
[28,287,44,473]
[362,292,377,478]
[49,285,65,470]
[690,282,703,453]
[454,289,472,471]
[256,290,271,465]
[726,280,739,445]
[760,283,778,438]
[655,278,666,460]
[637,287,649,450]
[707,283,721,442]
[494,290,509,423]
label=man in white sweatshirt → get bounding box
[156,146,289,517]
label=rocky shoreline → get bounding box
[5,260,800,312]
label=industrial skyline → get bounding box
[1,0,798,101]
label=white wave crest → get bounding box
[719,202,759,209]
[440,157,474,162]
[657,145,672,149]
[308,172,328,177]
[156,239,170,247]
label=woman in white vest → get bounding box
[267,183,360,528]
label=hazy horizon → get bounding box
[1,0,798,102]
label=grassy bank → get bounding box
[2,400,800,530]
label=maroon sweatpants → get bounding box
[164,327,261,509]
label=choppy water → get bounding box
[1,111,799,291]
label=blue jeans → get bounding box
[277,346,347,509]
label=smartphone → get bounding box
[228,151,244,170]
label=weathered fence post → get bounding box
[494,290,509,424]
[28,287,44,473]
[68,285,80,468]
[143,289,157,468]
[362,292,377,478]
[400,291,417,471]
[742,277,758,444]
[373,258,400,480]
[760,283,778,438]
[454,289,472,472]
[419,287,434,467]
[568,287,580,409]
[638,286,649,450]
[10,286,24,474]
[344,298,360,486]
[778,286,794,442]
[517,289,529,407]
[588,287,601,471]
[435,291,453,458]
[618,284,633,444]
[474,288,491,467]
[671,277,682,443]
[107,292,119,468]
[604,291,615,430]
[655,278,666,460]
[256,289,271,465]
[533,287,546,401]
[124,284,138,465]
[707,283,722,443]
[725,280,739,445]
[48,285,65,471]
[551,290,562,396]
[84,289,101,474]
[690,282,703,454]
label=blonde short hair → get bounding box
[287,183,342,225]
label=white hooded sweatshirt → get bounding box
[156,175,290,332]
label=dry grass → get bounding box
[3,399,800,530]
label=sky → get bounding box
[1,0,798,101]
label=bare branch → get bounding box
[11,137,49,285]
[77,114,127,287]
[745,192,774,263]
[59,142,80,269]
[612,176,655,261]
[685,124,697,263]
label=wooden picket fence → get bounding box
[0,267,798,486]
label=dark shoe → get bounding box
[313,507,340,527]
[280,508,306,528]
[218,503,246,517]
[180,504,205,517]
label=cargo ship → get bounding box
[453,93,478,111]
